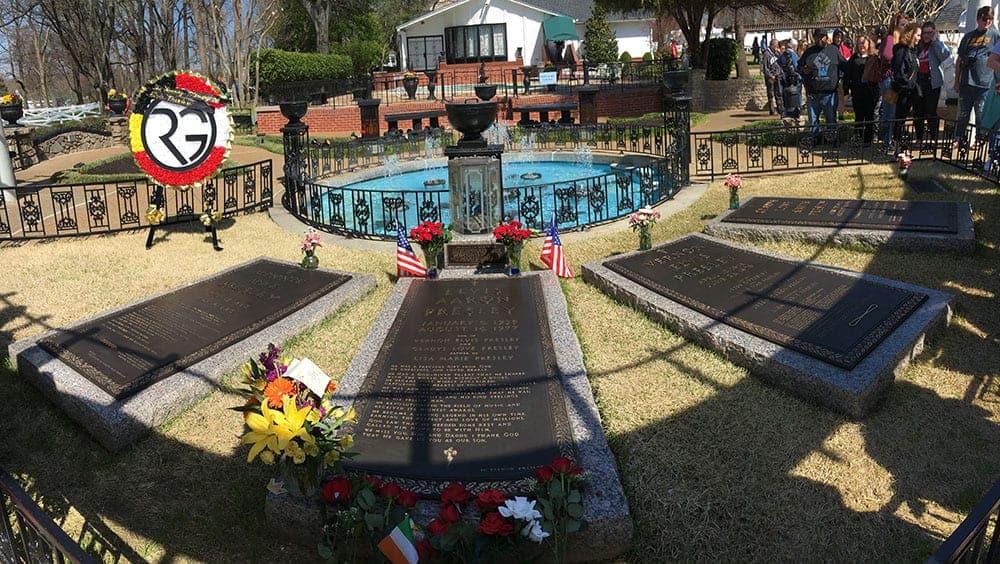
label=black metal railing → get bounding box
[287,157,673,238]
[928,480,1000,564]
[512,60,677,97]
[0,160,273,241]
[692,117,1000,185]
[281,116,690,239]
[1,468,97,563]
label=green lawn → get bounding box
[0,159,997,562]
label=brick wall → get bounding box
[256,86,666,136]
[688,74,767,113]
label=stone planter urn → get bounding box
[663,70,690,95]
[278,101,308,124]
[108,97,128,115]
[444,100,498,147]
[402,76,419,100]
[474,84,497,101]
[0,103,24,127]
[425,71,438,100]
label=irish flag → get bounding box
[378,517,418,564]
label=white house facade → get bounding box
[396,0,655,71]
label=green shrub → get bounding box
[705,38,738,80]
[619,51,633,63]
[252,48,353,84]
[343,40,383,76]
[642,52,654,62]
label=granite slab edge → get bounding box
[581,234,953,418]
[325,273,632,561]
[704,203,976,254]
[10,261,375,452]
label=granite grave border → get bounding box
[582,234,953,418]
[9,258,376,452]
[266,271,634,561]
[703,198,976,254]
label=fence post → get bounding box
[281,109,310,215]
[664,94,692,187]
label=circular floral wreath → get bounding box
[129,71,232,190]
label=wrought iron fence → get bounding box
[512,60,677,97]
[282,119,690,239]
[287,158,672,238]
[1,468,97,563]
[928,480,1000,564]
[0,160,273,241]
[691,117,1000,185]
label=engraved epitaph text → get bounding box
[723,197,959,234]
[346,277,574,494]
[606,236,928,369]
[39,260,350,399]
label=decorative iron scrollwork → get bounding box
[419,198,440,222]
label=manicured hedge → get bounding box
[706,38,738,80]
[253,48,353,84]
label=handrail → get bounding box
[928,481,1000,564]
[0,467,97,563]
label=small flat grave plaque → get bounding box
[723,197,959,234]
[346,277,575,494]
[605,236,928,369]
[38,259,350,399]
[444,243,507,268]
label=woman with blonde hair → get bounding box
[891,23,922,144]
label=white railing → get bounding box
[20,102,102,127]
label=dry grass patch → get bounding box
[0,160,997,562]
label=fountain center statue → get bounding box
[444,91,504,235]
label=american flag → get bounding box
[540,215,573,278]
[396,224,427,277]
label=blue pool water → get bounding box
[317,160,667,235]
[341,161,613,192]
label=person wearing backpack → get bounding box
[798,28,848,142]
[953,6,999,148]
[779,39,802,123]
[762,38,784,115]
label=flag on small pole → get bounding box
[396,224,427,277]
[540,215,573,278]
[378,517,419,564]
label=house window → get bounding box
[444,24,507,64]
[407,36,444,71]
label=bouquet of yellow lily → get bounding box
[0,93,22,105]
[235,343,356,496]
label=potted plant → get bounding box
[0,93,24,126]
[402,70,419,100]
[107,88,129,115]
[493,220,533,275]
[300,230,322,269]
[409,221,452,278]
[425,69,438,100]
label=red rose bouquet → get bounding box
[409,221,452,274]
[493,220,533,275]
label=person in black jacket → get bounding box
[798,28,848,142]
[845,35,878,143]
[892,23,922,147]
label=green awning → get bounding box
[543,16,578,42]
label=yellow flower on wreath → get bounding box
[242,397,314,463]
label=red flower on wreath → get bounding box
[474,489,507,512]
[398,490,419,509]
[426,519,451,536]
[321,477,351,505]
[476,512,514,537]
[440,483,470,505]
[439,502,462,523]
[379,482,402,500]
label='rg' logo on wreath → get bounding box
[141,100,218,172]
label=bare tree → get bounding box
[838,0,950,38]
[36,0,118,103]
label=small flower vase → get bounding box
[728,187,740,210]
[506,244,523,276]
[638,225,652,251]
[301,248,319,269]
[424,246,441,279]
[279,456,322,498]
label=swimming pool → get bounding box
[310,154,671,237]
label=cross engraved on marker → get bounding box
[444,447,458,464]
[848,304,879,327]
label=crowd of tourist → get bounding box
[752,7,1000,152]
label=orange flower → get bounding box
[325,381,338,394]
[263,377,296,409]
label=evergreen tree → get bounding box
[583,5,619,64]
